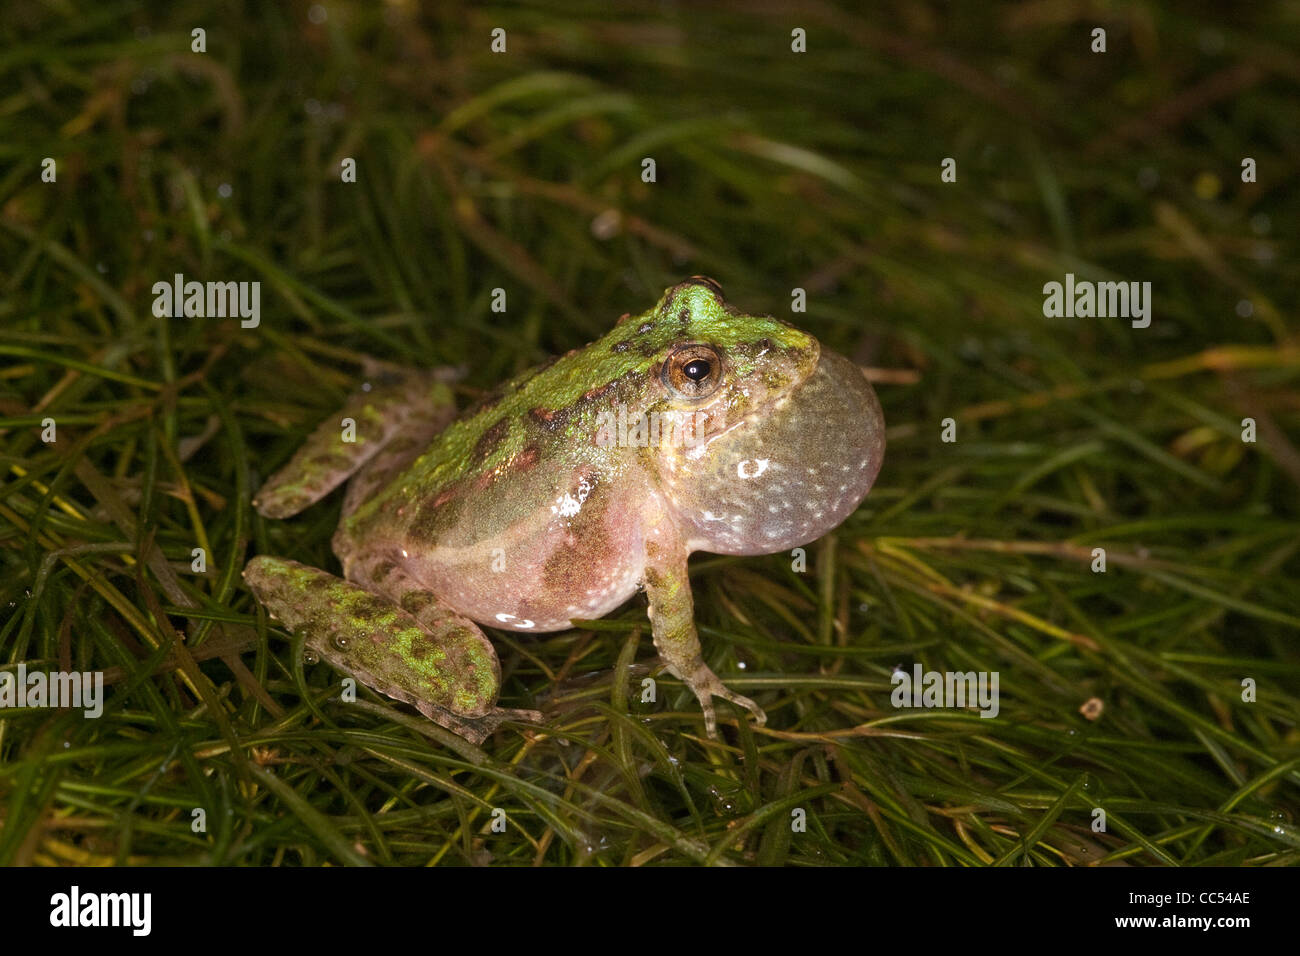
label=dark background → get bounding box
[1,1,1297,866]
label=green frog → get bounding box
[244,278,885,742]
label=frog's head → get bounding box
[620,277,885,556]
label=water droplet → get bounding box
[590,208,621,240]
[303,649,320,665]
[332,634,351,651]
[1194,171,1223,200]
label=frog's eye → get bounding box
[662,344,724,399]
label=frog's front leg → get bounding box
[243,556,539,744]
[641,525,767,739]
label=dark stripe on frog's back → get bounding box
[472,417,510,464]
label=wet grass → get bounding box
[1,0,1298,866]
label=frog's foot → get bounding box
[416,704,545,745]
[674,664,767,740]
[253,368,457,520]
[244,556,526,742]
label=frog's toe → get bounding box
[699,698,719,740]
[725,690,767,727]
[681,669,766,738]
[707,686,767,734]
[413,703,543,744]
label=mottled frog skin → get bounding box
[244,278,885,742]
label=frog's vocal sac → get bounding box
[244,277,885,743]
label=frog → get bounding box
[243,277,885,743]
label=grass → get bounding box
[1,0,1298,866]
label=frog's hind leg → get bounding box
[356,555,544,739]
[243,556,541,744]
[253,366,458,520]
[339,401,455,519]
